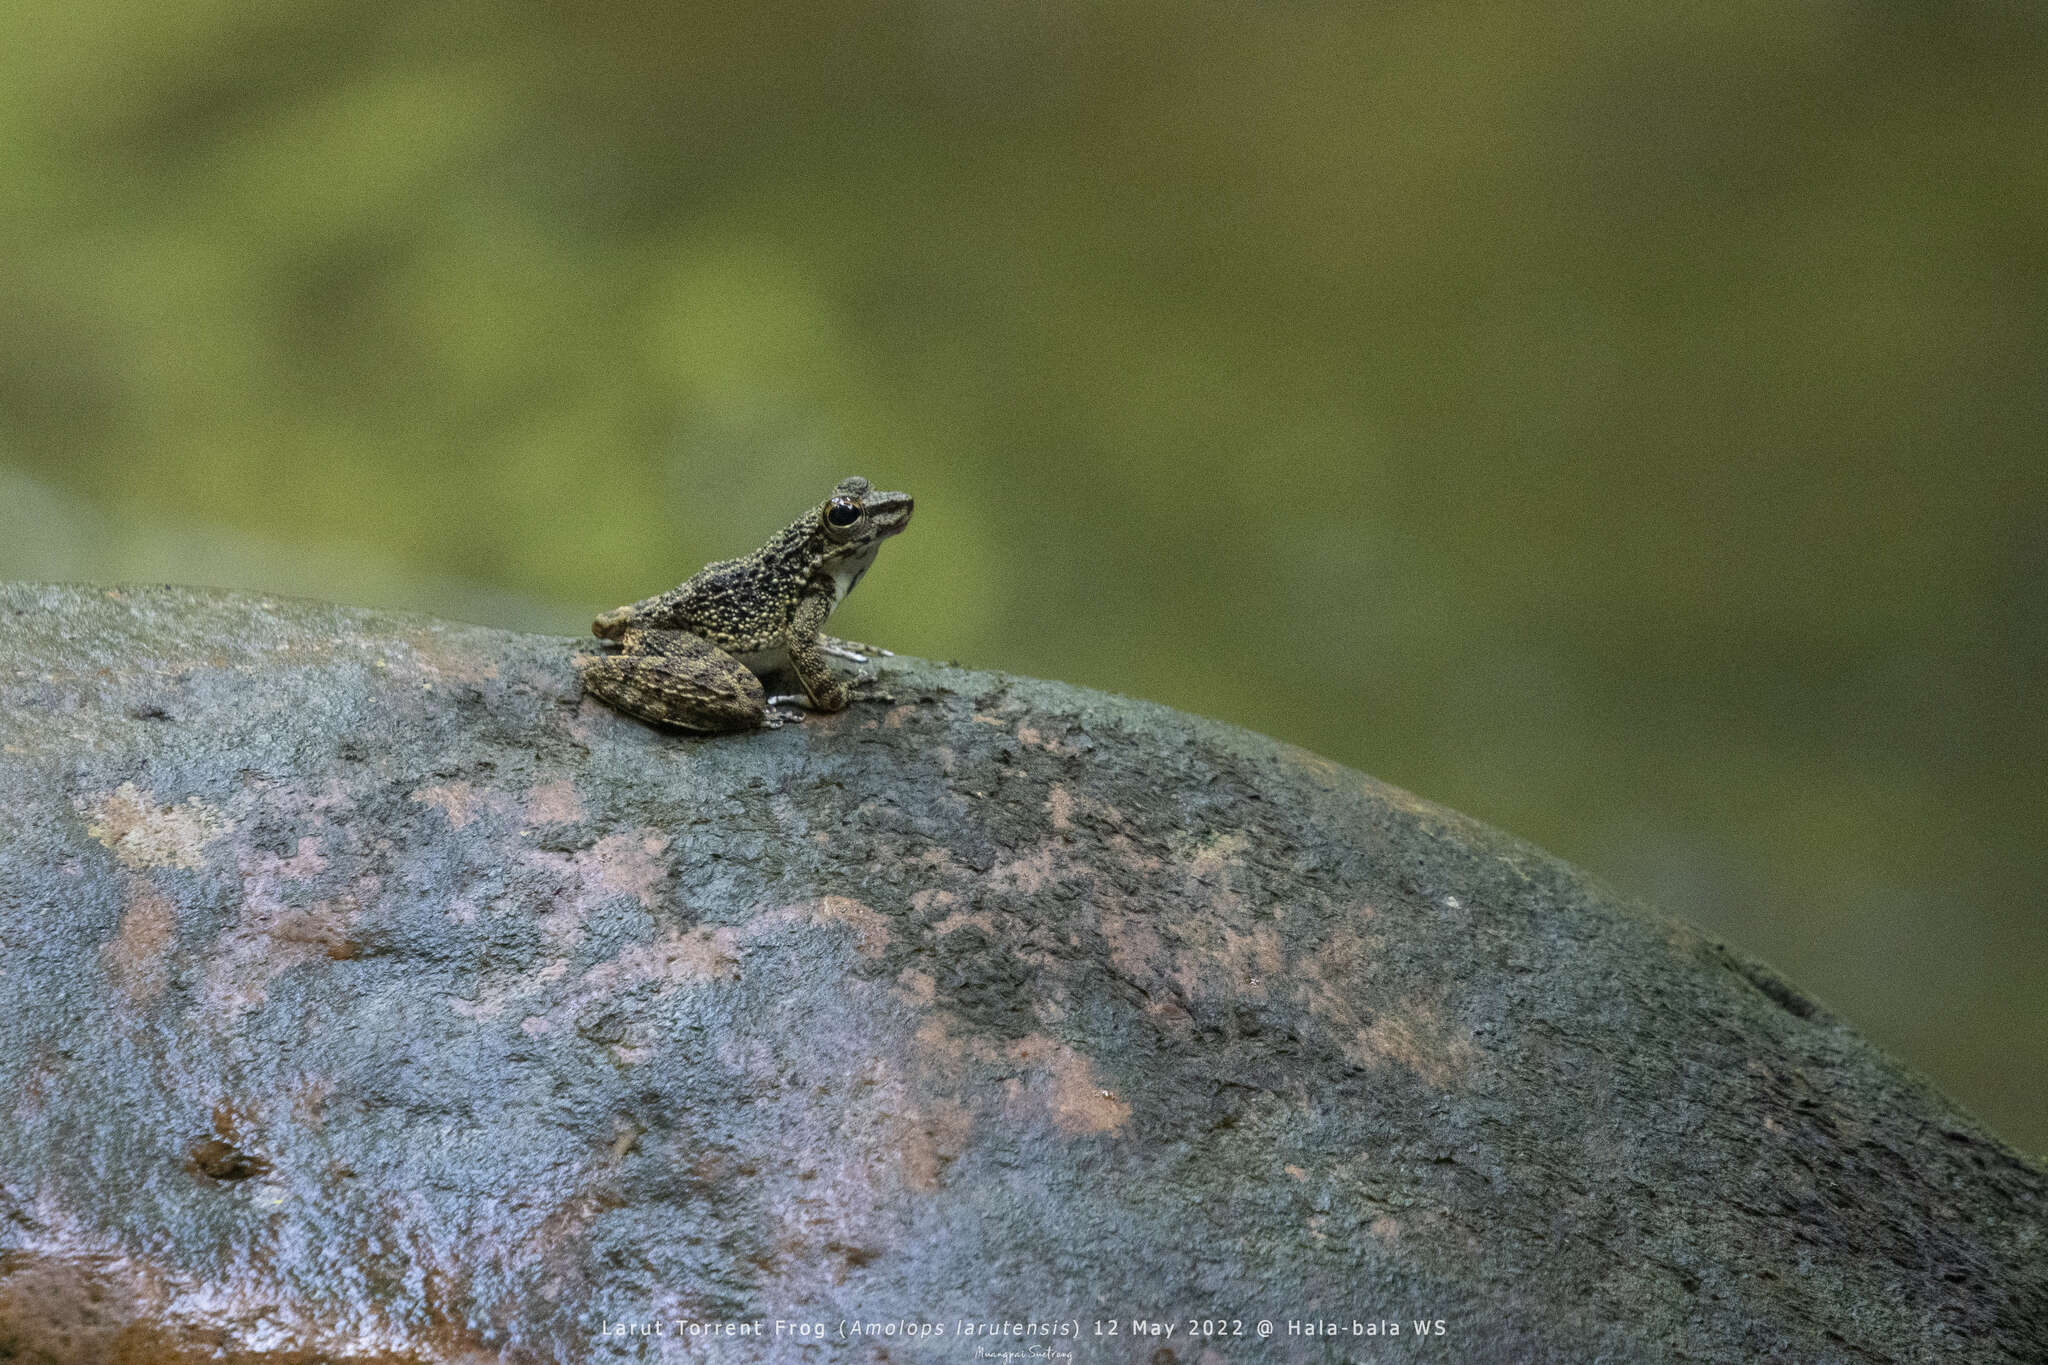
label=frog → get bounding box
[576,476,914,732]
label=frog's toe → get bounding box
[762,700,808,728]
[820,635,892,662]
[844,673,895,705]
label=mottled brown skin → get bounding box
[579,477,913,732]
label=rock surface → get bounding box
[0,582,2041,1364]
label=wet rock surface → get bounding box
[0,582,2042,1364]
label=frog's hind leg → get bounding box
[577,628,767,733]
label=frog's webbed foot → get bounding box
[767,669,891,712]
[845,672,896,706]
[820,635,893,662]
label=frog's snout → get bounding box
[871,491,914,536]
[592,607,633,639]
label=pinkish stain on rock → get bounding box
[1107,832,1164,875]
[451,956,579,1024]
[80,782,232,871]
[573,926,742,1005]
[1015,724,1083,756]
[916,845,968,876]
[402,632,501,686]
[722,1045,984,1303]
[1001,1035,1131,1137]
[519,828,673,942]
[1086,833,1475,1090]
[103,881,177,1006]
[588,831,670,908]
[448,991,508,1023]
[199,901,359,1019]
[1090,904,1194,1024]
[192,835,367,1019]
[234,835,336,913]
[1218,924,1287,996]
[1096,901,1171,990]
[300,776,360,815]
[1179,830,1250,914]
[907,1013,1129,1140]
[990,843,1076,895]
[895,967,938,1006]
[807,895,891,958]
[565,695,625,747]
[1286,921,1471,1084]
[897,1098,976,1191]
[1283,744,1347,784]
[912,1015,970,1067]
[266,835,331,881]
[1284,741,1467,827]
[933,909,999,936]
[523,780,587,826]
[1341,1007,1475,1089]
[411,781,487,830]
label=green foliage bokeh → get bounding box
[2,2,2043,1151]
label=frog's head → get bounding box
[817,476,913,555]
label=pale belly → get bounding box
[732,645,790,676]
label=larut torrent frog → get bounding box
[577,477,914,732]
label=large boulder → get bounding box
[0,583,2041,1363]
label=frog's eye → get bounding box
[826,500,862,528]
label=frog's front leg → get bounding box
[578,628,770,733]
[783,595,855,713]
[779,597,901,713]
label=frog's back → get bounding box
[672,551,805,650]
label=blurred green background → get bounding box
[1,3,2041,1152]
